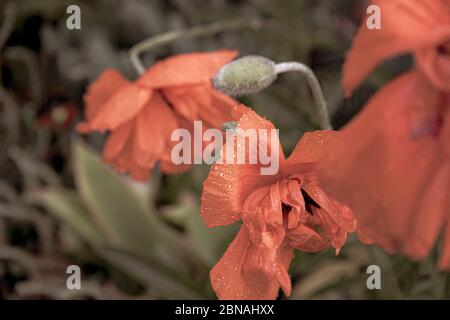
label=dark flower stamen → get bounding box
[301,189,320,215]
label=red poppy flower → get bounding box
[317,0,450,267]
[77,50,238,181]
[201,105,358,300]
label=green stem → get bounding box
[129,17,263,75]
[275,62,332,130]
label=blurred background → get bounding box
[0,0,448,300]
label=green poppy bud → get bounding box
[213,55,277,96]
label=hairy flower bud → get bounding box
[213,55,277,96]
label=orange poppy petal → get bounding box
[288,223,328,253]
[159,158,192,174]
[138,50,238,88]
[108,136,151,182]
[198,89,238,128]
[132,92,179,168]
[165,84,224,123]
[344,0,450,95]
[85,69,130,120]
[439,209,450,271]
[164,84,237,127]
[126,93,184,180]
[162,87,199,122]
[277,243,294,296]
[158,115,193,174]
[128,164,151,182]
[285,130,337,171]
[211,226,287,300]
[445,107,450,156]
[303,173,356,233]
[103,120,134,162]
[416,45,450,92]
[242,242,293,297]
[235,105,286,170]
[201,162,257,227]
[201,105,283,228]
[77,69,130,132]
[318,71,447,257]
[404,161,448,259]
[75,122,93,133]
[88,84,153,132]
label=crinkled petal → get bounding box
[211,226,292,300]
[132,92,179,168]
[101,92,179,181]
[201,161,269,227]
[201,105,284,227]
[243,242,293,297]
[288,223,328,253]
[302,173,356,233]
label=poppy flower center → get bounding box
[241,174,331,252]
[301,189,320,215]
[281,203,292,223]
[438,41,450,55]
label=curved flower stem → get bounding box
[0,2,16,51]
[275,62,332,130]
[129,17,263,75]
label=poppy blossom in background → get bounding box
[201,105,362,300]
[77,50,238,181]
[38,102,78,130]
[317,0,450,267]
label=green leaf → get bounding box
[100,249,206,299]
[71,139,183,259]
[34,189,104,246]
[291,261,359,299]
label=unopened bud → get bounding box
[213,55,277,96]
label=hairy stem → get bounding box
[129,17,262,75]
[275,62,332,130]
